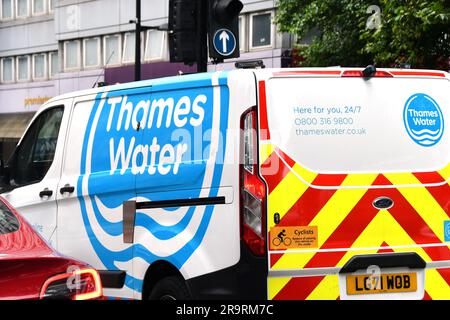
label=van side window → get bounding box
[9,107,64,187]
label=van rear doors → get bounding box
[258,69,450,300]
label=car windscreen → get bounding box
[0,201,20,235]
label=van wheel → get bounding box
[148,276,192,300]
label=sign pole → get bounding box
[135,0,142,81]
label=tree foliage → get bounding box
[275,0,450,69]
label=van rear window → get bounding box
[0,202,20,235]
[266,77,450,174]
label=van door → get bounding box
[259,69,450,300]
[57,93,136,298]
[2,102,71,245]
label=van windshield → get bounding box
[266,76,450,174]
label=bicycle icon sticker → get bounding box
[272,229,292,247]
[269,226,318,250]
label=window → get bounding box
[32,0,45,15]
[83,38,100,68]
[0,201,20,235]
[16,0,29,18]
[1,57,14,83]
[122,32,136,63]
[239,15,246,52]
[64,40,80,71]
[104,34,121,66]
[250,12,273,49]
[49,51,59,77]
[9,107,64,187]
[1,0,13,20]
[16,55,30,81]
[33,53,46,80]
[144,30,166,61]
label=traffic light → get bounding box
[168,0,200,63]
[208,0,243,62]
[168,0,243,68]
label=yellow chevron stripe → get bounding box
[270,209,450,299]
[385,173,448,242]
[306,210,450,299]
[333,210,433,267]
[311,174,377,246]
[271,174,377,271]
[306,275,339,300]
[438,162,450,183]
[259,143,274,166]
[268,163,317,230]
[425,268,450,300]
[290,163,318,183]
[267,277,291,300]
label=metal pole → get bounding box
[135,0,142,81]
[196,0,208,73]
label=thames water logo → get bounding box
[445,221,450,242]
[403,93,444,147]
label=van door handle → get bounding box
[60,185,75,195]
[39,189,53,198]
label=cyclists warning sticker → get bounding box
[269,226,318,250]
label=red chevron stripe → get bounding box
[273,182,450,299]
[276,147,360,187]
[413,171,446,184]
[423,291,432,300]
[413,172,450,219]
[262,151,293,191]
[377,242,394,253]
[273,276,325,300]
[437,268,450,287]
[271,175,382,271]
[268,154,450,298]
[387,192,450,261]
[276,175,347,229]
[258,81,270,140]
[270,253,284,268]
[273,178,387,298]
[269,166,345,267]
[302,182,382,268]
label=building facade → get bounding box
[0,0,293,161]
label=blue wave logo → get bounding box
[77,74,229,294]
[403,93,444,147]
[445,221,450,242]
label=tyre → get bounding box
[148,276,192,300]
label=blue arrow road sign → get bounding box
[213,29,236,56]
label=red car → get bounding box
[0,196,103,300]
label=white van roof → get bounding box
[44,68,449,106]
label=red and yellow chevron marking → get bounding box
[261,146,450,300]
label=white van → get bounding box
[1,67,450,300]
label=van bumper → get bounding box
[186,242,268,300]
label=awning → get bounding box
[0,112,35,139]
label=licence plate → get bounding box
[346,272,417,295]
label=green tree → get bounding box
[275,0,450,69]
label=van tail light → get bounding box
[240,107,267,256]
[40,268,103,300]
